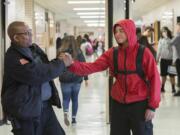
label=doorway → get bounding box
[0,0,6,121]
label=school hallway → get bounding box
[0,70,180,135]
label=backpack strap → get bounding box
[136,45,147,82]
[113,45,149,88]
[113,47,119,75]
[113,45,146,79]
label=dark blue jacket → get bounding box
[59,49,88,83]
[1,43,66,120]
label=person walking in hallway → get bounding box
[1,21,69,135]
[139,26,156,58]
[60,19,161,135]
[156,26,176,93]
[170,22,180,96]
[58,36,88,126]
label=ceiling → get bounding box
[35,0,105,27]
[132,0,170,20]
[34,0,170,27]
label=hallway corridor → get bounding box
[0,71,180,135]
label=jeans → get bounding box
[61,82,81,117]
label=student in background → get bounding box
[170,22,180,96]
[56,37,62,53]
[139,26,156,58]
[157,26,176,93]
[136,27,142,41]
[58,36,88,126]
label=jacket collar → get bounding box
[10,42,34,61]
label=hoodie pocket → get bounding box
[126,74,145,95]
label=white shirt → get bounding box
[157,38,176,61]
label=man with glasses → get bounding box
[1,21,69,135]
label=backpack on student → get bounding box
[113,45,148,84]
[85,43,94,56]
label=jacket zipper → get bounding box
[123,49,128,103]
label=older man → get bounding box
[1,21,68,135]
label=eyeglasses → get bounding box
[15,30,32,36]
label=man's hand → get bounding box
[58,53,73,67]
[145,109,155,121]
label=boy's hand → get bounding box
[58,53,73,67]
[145,109,155,121]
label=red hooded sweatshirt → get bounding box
[69,19,161,110]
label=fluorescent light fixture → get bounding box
[131,0,135,3]
[84,20,105,23]
[162,16,173,19]
[77,12,105,15]
[164,11,173,15]
[87,23,105,27]
[68,1,105,4]
[73,8,105,11]
[80,16,105,18]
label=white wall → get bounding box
[113,0,125,46]
[142,0,180,34]
[5,0,34,50]
[113,0,125,23]
[56,20,75,38]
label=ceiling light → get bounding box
[68,1,105,4]
[84,20,105,23]
[162,16,173,19]
[73,8,105,11]
[132,0,135,3]
[87,23,105,27]
[77,12,105,15]
[163,12,173,15]
[80,16,105,18]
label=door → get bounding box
[0,0,6,121]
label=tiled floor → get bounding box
[0,71,180,135]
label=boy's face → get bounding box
[114,26,128,45]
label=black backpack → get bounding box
[113,45,148,83]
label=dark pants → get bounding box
[110,99,153,135]
[160,59,174,76]
[176,59,180,87]
[11,102,65,135]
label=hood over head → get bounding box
[113,19,137,47]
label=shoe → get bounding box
[161,88,165,93]
[0,119,10,126]
[72,118,77,126]
[172,89,176,93]
[64,113,70,126]
[174,91,180,96]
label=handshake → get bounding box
[57,53,73,67]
